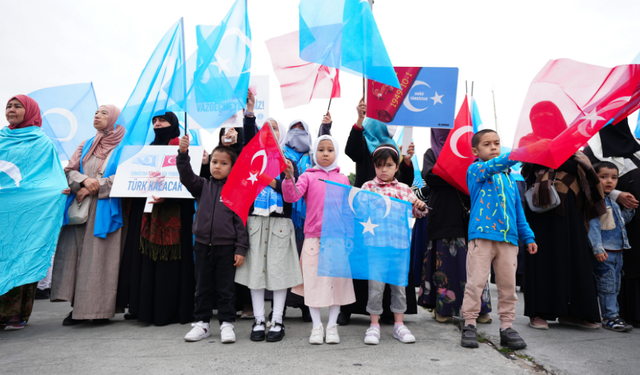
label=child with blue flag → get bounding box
[360,144,427,345]
[461,129,538,350]
[282,135,355,345]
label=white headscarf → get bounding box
[313,135,340,173]
[263,117,287,145]
[587,132,639,177]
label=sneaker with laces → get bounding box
[364,326,381,345]
[325,324,340,344]
[500,328,527,350]
[184,321,211,342]
[602,317,633,332]
[461,324,479,348]
[393,324,416,343]
[309,324,324,345]
[220,322,236,343]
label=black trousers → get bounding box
[193,242,236,324]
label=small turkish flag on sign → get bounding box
[162,154,177,168]
[433,95,474,195]
[221,124,287,224]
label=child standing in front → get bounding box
[461,129,537,350]
[361,145,428,345]
[282,135,356,345]
[176,136,248,344]
[588,162,634,332]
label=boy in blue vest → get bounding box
[461,129,538,350]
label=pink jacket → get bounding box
[282,167,350,238]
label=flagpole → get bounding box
[265,122,300,195]
[180,17,188,135]
[492,88,499,134]
[327,97,333,112]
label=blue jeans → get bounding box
[592,251,623,320]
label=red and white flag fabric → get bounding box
[162,154,177,168]
[511,59,640,168]
[265,30,340,109]
[221,124,287,225]
[432,95,473,195]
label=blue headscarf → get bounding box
[363,118,399,155]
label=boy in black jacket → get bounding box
[176,135,248,344]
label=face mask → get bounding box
[285,128,311,153]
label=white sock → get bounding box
[250,288,265,324]
[270,289,287,332]
[328,305,340,327]
[309,307,322,328]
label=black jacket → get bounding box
[176,151,249,255]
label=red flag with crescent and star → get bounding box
[510,59,640,168]
[221,123,287,225]
[432,95,473,195]
[162,154,177,168]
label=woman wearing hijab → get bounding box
[0,96,68,330]
[584,118,640,326]
[522,101,605,330]
[341,99,418,325]
[415,129,493,323]
[116,111,195,326]
[50,104,125,325]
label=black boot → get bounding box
[301,306,312,322]
[62,311,86,326]
[337,312,351,326]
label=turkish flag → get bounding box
[432,95,473,195]
[511,59,640,168]
[221,124,287,224]
[265,31,340,109]
[162,154,177,168]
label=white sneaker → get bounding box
[393,324,416,343]
[220,322,236,343]
[184,321,211,342]
[309,324,324,345]
[325,324,340,344]
[364,326,380,345]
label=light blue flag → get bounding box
[178,117,200,146]
[0,127,67,296]
[319,180,413,287]
[179,0,251,132]
[471,97,483,133]
[113,18,186,166]
[299,0,400,89]
[96,18,186,238]
[636,117,640,138]
[394,128,423,188]
[501,146,524,182]
[27,83,98,161]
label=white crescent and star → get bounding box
[248,150,267,185]
[577,108,606,137]
[348,187,392,236]
[0,160,22,189]
[450,125,474,159]
[43,108,78,142]
[213,27,252,75]
[403,81,430,113]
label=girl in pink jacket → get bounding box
[282,135,355,345]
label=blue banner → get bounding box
[387,67,458,128]
[299,0,400,89]
[319,180,412,286]
[0,127,67,296]
[28,83,98,161]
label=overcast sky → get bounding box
[2,0,639,175]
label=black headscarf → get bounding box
[600,118,640,158]
[151,111,181,146]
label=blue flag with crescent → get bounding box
[0,126,67,296]
[319,180,412,286]
[299,0,400,89]
[177,0,251,132]
[28,83,98,162]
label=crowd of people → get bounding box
[2,92,639,350]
